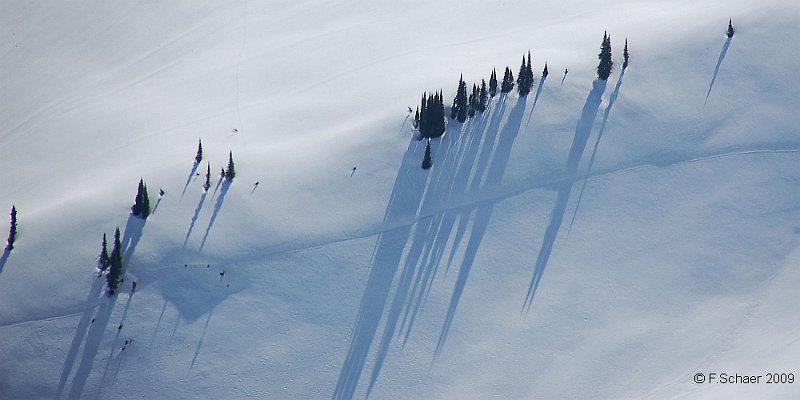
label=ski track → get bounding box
[3,146,796,329]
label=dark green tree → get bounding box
[107,227,123,296]
[489,68,498,98]
[468,84,478,118]
[195,139,203,164]
[623,39,630,70]
[597,31,613,80]
[6,206,16,250]
[517,52,534,96]
[226,152,236,181]
[413,106,420,128]
[726,19,735,38]
[478,80,488,112]
[420,91,445,139]
[422,140,432,170]
[455,76,469,123]
[98,233,109,272]
[131,179,150,218]
[203,163,211,191]
[543,62,549,78]
[501,66,515,93]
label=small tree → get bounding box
[726,19,735,38]
[195,139,203,164]
[622,39,630,70]
[226,152,236,181]
[597,32,613,80]
[203,163,211,191]
[107,227,123,296]
[455,76,468,123]
[478,80,488,113]
[501,66,515,93]
[98,233,109,272]
[6,206,17,251]
[489,68,498,98]
[542,63,549,78]
[131,179,150,219]
[422,140,432,170]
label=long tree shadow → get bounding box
[189,308,214,373]
[95,292,135,399]
[0,249,9,276]
[55,276,104,399]
[183,192,208,247]
[435,95,527,357]
[705,37,732,106]
[568,68,626,234]
[64,216,145,399]
[199,180,231,252]
[523,79,607,313]
[526,73,548,127]
[333,138,429,400]
[179,161,200,201]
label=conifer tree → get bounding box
[6,206,16,250]
[468,84,478,118]
[107,227,123,296]
[517,52,534,96]
[623,39,630,70]
[597,32,613,80]
[726,19,735,38]
[226,151,236,181]
[98,233,109,272]
[195,139,203,164]
[203,163,211,192]
[413,106,420,128]
[478,80,488,112]
[422,140,432,170]
[419,91,445,139]
[489,68,498,98]
[501,66,515,93]
[131,179,150,219]
[543,63,549,78]
[455,76,469,123]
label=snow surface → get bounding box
[1,0,799,399]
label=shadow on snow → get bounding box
[705,37,732,106]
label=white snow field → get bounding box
[1,0,799,399]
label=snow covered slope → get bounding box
[1,0,799,399]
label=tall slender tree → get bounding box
[203,163,211,192]
[478,80,488,113]
[195,139,203,164]
[6,206,17,250]
[468,84,478,118]
[98,233,109,272]
[131,179,150,218]
[726,19,735,38]
[543,63,549,78]
[455,76,469,123]
[622,39,630,70]
[489,68,498,98]
[226,152,236,181]
[107,227,123,296]
[597,31,613,80]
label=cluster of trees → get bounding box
[98,227,123,295]
[131,179,151,218]
[196,139,236,186]
[414,91,446,139]
[516,51,535,96]
[598,32,613,80]
[451,75,489,122]
[5,206,17,251]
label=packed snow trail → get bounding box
[524,79,607,313]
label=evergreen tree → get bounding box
[413,106,420,128]
[98,233,109,272]
[501,66,515,93]
[107,227,123,296]
[478,80,488,113]
[543,63,549,78]
[6,206,16,250]
[195,139,203,164]
[131,179,150,219]
[468,84,478,118]
[422,140,432,170]
[226,151,236,181]
[142,183,150,218]
[517,52,534,96]
[419,91,445,139]
[455,75,469,123]
[623,39,630,70]
[597,31,613,80]
[203,163,211,192]
[489,68,498,98]
[726,19,735,38]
